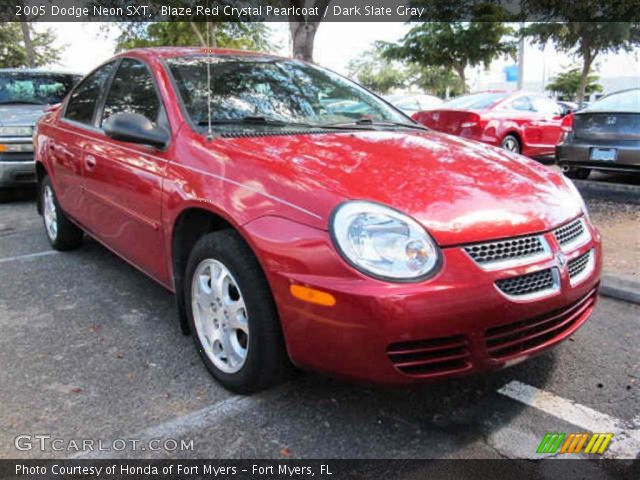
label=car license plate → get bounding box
[590,148,617,162]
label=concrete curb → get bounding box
[600,274,640,305]
[574,180,640,204]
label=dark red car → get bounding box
[413,91,569,160]
[35,49,601,393]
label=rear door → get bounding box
[81,58,171,283]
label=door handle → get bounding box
[85,155,97,170]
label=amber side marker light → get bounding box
[290,284,336,306]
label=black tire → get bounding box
[40,175,83,250]
[564,167,591,180]
[501,134,521,154]
[184,230,291,394]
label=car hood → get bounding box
[0,104,46,127]
[217,129,581,246]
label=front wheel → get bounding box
[40,175,83,250]
[184,230,291,394]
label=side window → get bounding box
[531,96,563,116]
[64,62,115,125]
[508,96,534,112]
[101,59,162,127]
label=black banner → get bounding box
[1,459,640,480]
[2,0,640,22]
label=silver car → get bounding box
[0,69,80,201]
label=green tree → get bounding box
[112,22,275,52]
[546,67,603,101]
[524,15,640,106]
[406,64,464,98]
[0,23,61,68]
[347,49,407,94]
[382,21,516,92]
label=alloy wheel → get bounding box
[43,185,58,241]
[502,137,519,152]
[191,259,249,374]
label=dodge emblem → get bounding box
[556,252,567,270]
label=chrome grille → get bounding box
[554,218,586,247]
[568,251,591,278]
[464,235,547,268]
[496,268,557,298]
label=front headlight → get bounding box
[330,201,440,281]
[0,126,33,137]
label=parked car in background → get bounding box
[557,101,581,116]
[412,91,568,161]
[556,88,640,179]
[36,49,600,393]
[0,69,80,201]
[385,93,443,116]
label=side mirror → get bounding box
[104,112,169,149]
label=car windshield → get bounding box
[442,92,508,110]
[583,89,640,113]
[0,72,78,105]
[166,55,409,129]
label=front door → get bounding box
[81,58,171,284]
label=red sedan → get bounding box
[34,49,601,393]
[413,91,569,160]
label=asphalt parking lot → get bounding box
[0,196,638,476]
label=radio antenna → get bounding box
[206,23,213,141]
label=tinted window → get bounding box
[64,62,115,125]
[0,73,78,105]
[101,59,161,126]
[508,96,533,112]
[166,56,408,128]
[531,96,562,115]
[442,92,508,110]
[583,89,640,113]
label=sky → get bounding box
[42,22,640,93]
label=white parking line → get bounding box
[0,250,59,264]
[73,386,287,459]
[498,380,640,459]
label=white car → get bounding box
[385,94,443,116]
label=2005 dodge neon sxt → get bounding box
[34,48,601,393]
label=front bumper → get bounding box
[244,215,602,385]
[0,135,36,188]
[556,139,640,173]
[0,156,36,188]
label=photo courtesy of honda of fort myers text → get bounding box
[0,0,639,479]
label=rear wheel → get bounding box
[40,176,83,250]
[501,134,521,153]
[184,230,291,394]
[564,167,591,180]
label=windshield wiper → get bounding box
[327,119,429,131]
[199,116,375,131]
[203,115,290,126]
